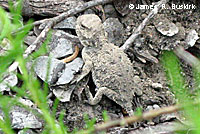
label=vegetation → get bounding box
[0,0,200,134]
[161,51,200,134]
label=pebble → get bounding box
[18,129,36,134]
[185,29,199,47]
[56,58,83,85]
[154,15,179,37]
[152,83,163,90]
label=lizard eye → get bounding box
[81,23,91,30]
[81,24,88,29]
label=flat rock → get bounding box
[0,73,18,92]
[34,56,83,85]
[54,16,77,29]
[49,30,74,59]
[10,106,43,129]
[52,85,75,102]
[56,58,83,85]
[18,129,36,134]
[24,36,37,46]
[154,15,179,37]
[103,18,125,46]
[34,56,64,83]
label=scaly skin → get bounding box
[74,14,140,116]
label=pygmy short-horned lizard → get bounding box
[74,14,139,116]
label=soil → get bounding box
[53,0,200,133]
[3,0,199,133]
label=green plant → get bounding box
[0,1,68,133]
[0,1,102,133]
[161,50,200,134]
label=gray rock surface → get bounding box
[18,129,36,134]
[34,56,83,85]
[103,18,125,46]
[154,15,179,37]
[34,56,64,83]
[49,30,74,59]
[56,58,83,85]
[54,16,77,29]
[10,106,43,129]
[52,86,74,102]
[186,29,199,47]
[0,73,18,92]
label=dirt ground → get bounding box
[1,0,199,133]
[48,1,200,134]
[51,0,200,133]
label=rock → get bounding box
[34,56,65,83]
[24,36,37,46]
[103,18,124,46]
[103,4,118,18]
[129,122,184,134]
[84,9,96,14]
[52,75,89,102]
[0,73,18,92]
[152,83,163,90]
[51,85,75,102]
[49,30,74,59]
[186,29,199,47]
[0,38,11,56]
[113,0,135,16]
[10,106,43,129]
[18,98,41,113]
[56,58,83,85]
[34,56,83,85]
[54,17,77,29]
[18,129,36,134]
[153,104,160,109]
[154,15,179,37]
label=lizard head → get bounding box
[76,14,107,47]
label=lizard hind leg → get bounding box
[84,86,133,116]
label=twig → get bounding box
[13,0,113,34]
[93,104,181,133]
[9,0,113,72]
[174,46,200,69]
[120,0,169,51]
[24,0,113,58]
[81,104,189,134]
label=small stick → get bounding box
[24,0,113,58]
[79,104,184,134]
[62,45,79,63]
[120,0,169,51]
[174,46,200,69]
[94,104,181,132]
[9,0,113,72]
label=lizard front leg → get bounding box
[71,59,92,83]
[71,47,93,83]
